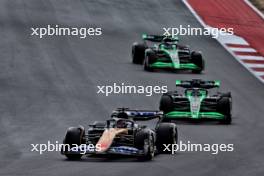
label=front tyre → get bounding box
[191,51,204,73]
[62,126,85,160]
[132,43,147,64]
[135,129,155,161]
[144,49,156,71]
[217,97,232,124]
[156,123,178,153]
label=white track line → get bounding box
[244,63,264,68]
[252,72,264,76]
[237,55,264,60]
[228,47,257,52]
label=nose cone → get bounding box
[189,96,201,119]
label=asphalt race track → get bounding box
[0,0,263,176]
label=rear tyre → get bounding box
[135,129,155,161]
[144,49,156,71]
[132,43,147,64]
[221,92,232,98]
[217,97,232,124]
[159,95,174,114]
[92,121,106,128]
[191,51,204,73]
[62,126,85,160]
[161,118,171,123]
[156,123,178,153]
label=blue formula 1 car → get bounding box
[61,108,178,161]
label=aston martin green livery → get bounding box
[132,34,204,73]
[159,79,232,124]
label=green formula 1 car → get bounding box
[159,79,232,124]
[132,34,204,73]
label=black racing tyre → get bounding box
[144,49,156,71]
[132,42,147,64]
[161,118,171,123]
[62,126,85,160]
[191,51,204,73]
[159,95,174,114]
[92,121,106,128]
[135,129,155,161]
[217,97,232,124]
[156,123,178,153]
[221,92,232,98]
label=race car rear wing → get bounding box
[175,79,220,89]
[111,108,163,121]
[142,34,179,43]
